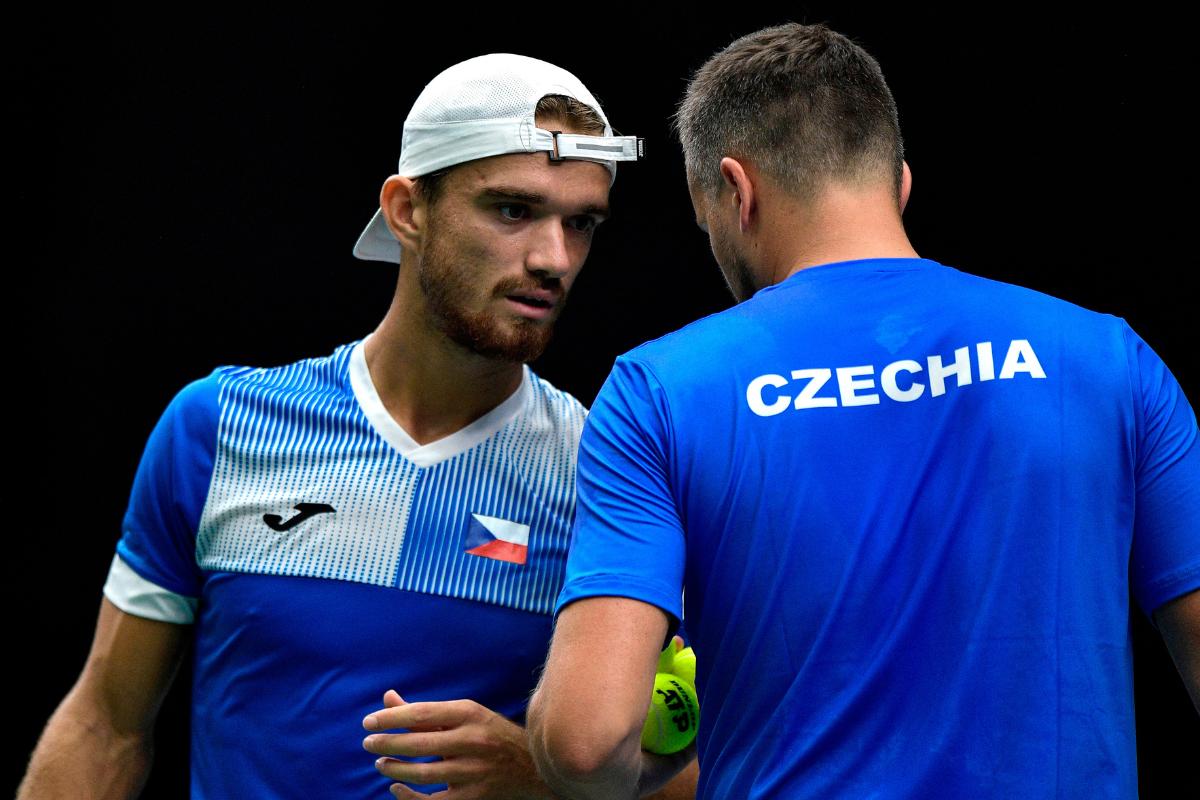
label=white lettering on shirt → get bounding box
[927,346,973,398]
[746,373,790,417]
[836,366,880,407]
[880,359,925,402]
[745,339,1046,416]
[977,341,996,381]
[999,339,1047,380]
[790,369,837,409]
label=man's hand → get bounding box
[362,690,554,800]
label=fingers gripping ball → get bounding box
[656,636,697,686]
[641,673,699,754]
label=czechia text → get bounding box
[745,339,1046,417]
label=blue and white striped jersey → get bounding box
[103,339,587,799]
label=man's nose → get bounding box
[526,219,574,278]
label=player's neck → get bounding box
[364,303,524,446]
[761,183,919,285]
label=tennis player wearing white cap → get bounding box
[19,54,695,800]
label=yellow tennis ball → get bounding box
[656,639,682,674]
[672,646,697,686]
[641,673,700,754]
[655,638,698,686]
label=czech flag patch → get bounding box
[464,513,530,565]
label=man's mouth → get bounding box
[504,289,560,319]
[509,296,551,309]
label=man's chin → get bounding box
[448,319,555,364]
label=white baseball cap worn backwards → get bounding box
[353,53,644,264]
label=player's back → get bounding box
[623,257,1197,798]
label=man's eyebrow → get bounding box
[580,202,611,220]
[480,185,610,219]
[480,186,546,205]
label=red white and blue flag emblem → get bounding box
[464,513,530,564]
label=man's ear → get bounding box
[719,157,755,233]
[380,176,424,252]
[899,160,912,214]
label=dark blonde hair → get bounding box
[675,23,904,201]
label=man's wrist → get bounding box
[637,745,696,797]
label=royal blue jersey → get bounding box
[104,339,587,798]
[558,258,1199,799]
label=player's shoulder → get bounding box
[147,371,223,449]
[615,294,770,381]
[938,266,1142,360]
[942,265,1126,323]
[625,260,1134,369]
[521,367,590,440]
[154,343,358,435]
[209,341,358,402]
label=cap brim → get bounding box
[353,209,402,264]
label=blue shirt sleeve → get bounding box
[115,373,221,598]
[1125,326,1200,615]
[555,356,686,630]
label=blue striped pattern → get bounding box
[195,343,585,614]
[395,382,585,611]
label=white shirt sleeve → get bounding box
[103,553,198,624]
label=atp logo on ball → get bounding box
[642,674,699,754]
[657,679,697,733]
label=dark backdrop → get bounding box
[14,8,1198,797]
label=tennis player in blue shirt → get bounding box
[19,54,697,800]
[529,23,1199,800]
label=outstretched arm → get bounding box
[1155,587,1200,713]
[527,596,689,800]
[17,598,189,800]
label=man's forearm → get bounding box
[528,598,682,799]
[1156,588,1200,713]
[18,689,154,800]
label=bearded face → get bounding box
[416,212,561,363]
[398,149,610,364]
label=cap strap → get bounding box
[542,130,645,162]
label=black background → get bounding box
[13,7,1198,797]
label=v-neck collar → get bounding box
[348,339,531,468]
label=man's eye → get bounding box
[498,204,529,221]
[567,216,597,234]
